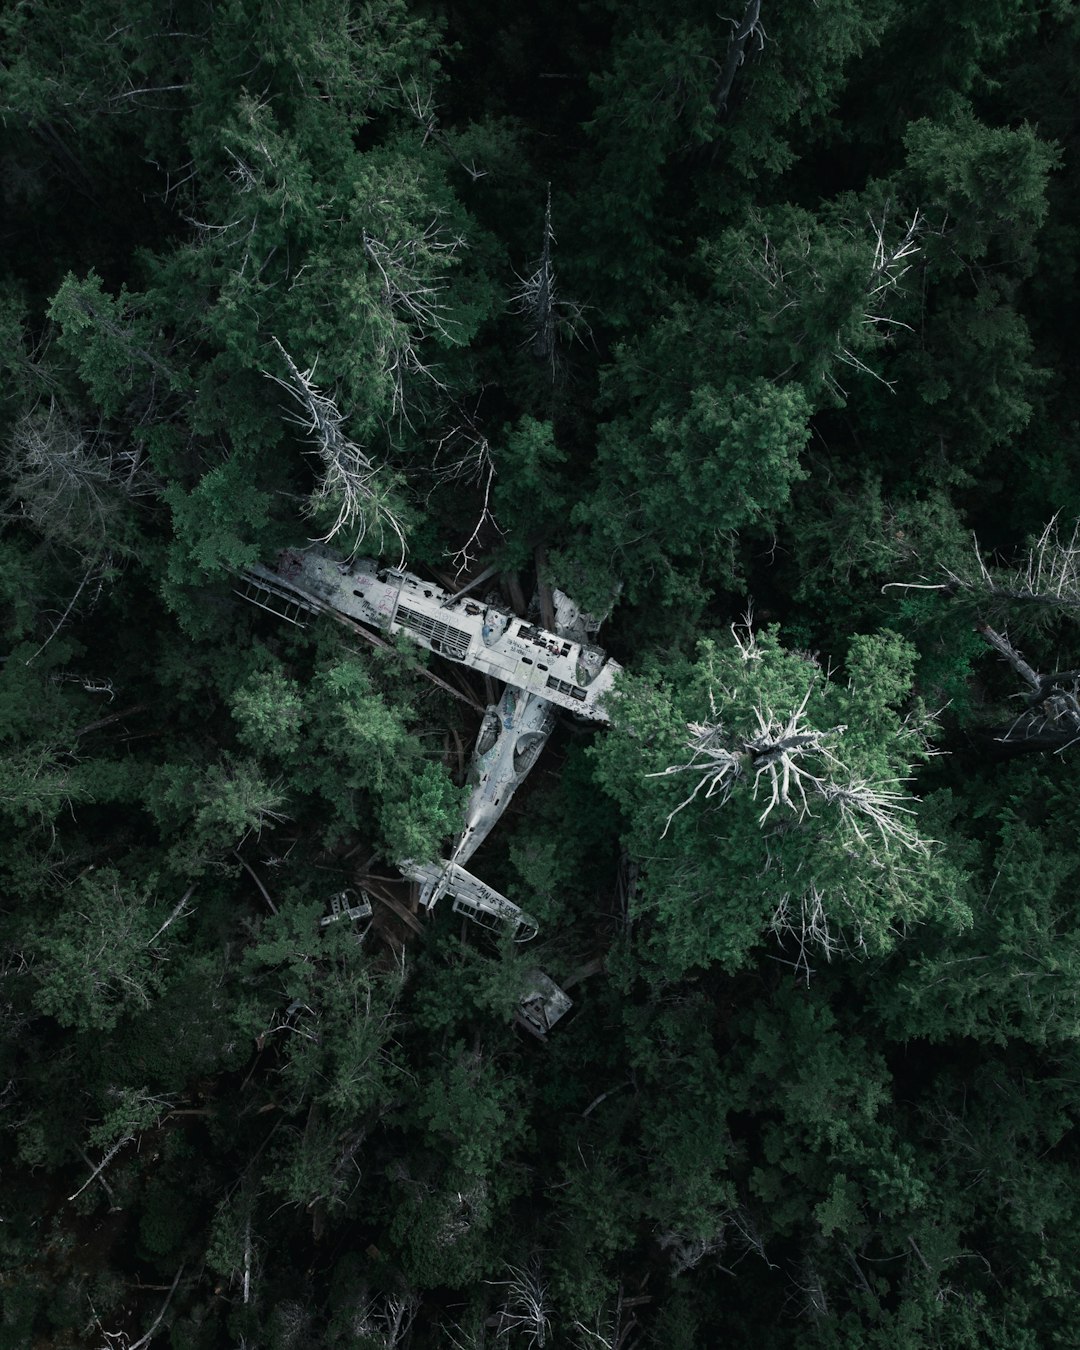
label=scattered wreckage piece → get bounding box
[516,969,573,1038]
[243,547,621,723]
[401,859,539,943]
[320,888,373,931]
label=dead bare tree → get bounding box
[71,1088,173,1203]
[658,1227,728,1277]
[886,516,1080,753]
[362,220,465,420]
[659,1201,776,1278]
[349,1290,420,1348]
[400,77,487,182]
[509,188,589,375]
[486,1262,552,1347]
[265,338,406,563]
[975,623,1080,753]
[769,882,874,984]
[89,1265,184,1350]
[5,401,154,660]
[887,513,1080,625]
[6,401,153,548]
[649,685,927,856]
[428,412,504,578]
[830,205,923,395]
[572,1285,647,1350]
[713,0,766,111]
[740,203,923,398]
[792,1257,829,1322]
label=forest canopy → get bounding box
[3,1,1080,1347]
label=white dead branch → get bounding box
[714,0,767,111]
[961,515,1080,618]
[362,221,464,420]
[351,1291,419,1348]
[769,883,875,984]
[7,401,153,546]
[508,188,589,373]
[887,514,1080,621]
[90,1264,184,1350]
[486,1262,552,1347]
[866,206,923,320]
[650,690,929,855]
[266,338,406,563]
[428,416,504,577]
[400,78,487,181]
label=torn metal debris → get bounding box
[243,547,621,722]
[516,969,573,1038]
[238,547,618,1029]
[401,859,539,943]
[320,888,374,929]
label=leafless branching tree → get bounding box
[509,189,589,376]
[400,77,487,181]
[362,220,465,419]
[768,882,876,983]
[266,338,406,563]
[572,1284,645,1350]
[349,1290,420,1348]
[887,513,1080,624]
[89,1265,184,1350]
[713,0,766,111]
[6,401,153,551]
[829,205,923,398]
[658,1227,728,1277]
[650,688,927,854]
[428,413,504,577]
[792,1257,829,1322]
[486,1262,552,1347]
[886,516,1080,752]
[741,203,923,399]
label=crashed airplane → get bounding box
[237,547,616,1015]
[242,547,621,722]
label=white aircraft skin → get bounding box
[246,547,620,722]
[453,686,556,868]
[399,858,539,942]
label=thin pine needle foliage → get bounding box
[266,338,406,564]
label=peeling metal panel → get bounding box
[401,859,538,942]
[453,686,555,868]
[239,546,621,993]
[244,547,621,723]
[517,969,573,1036]
[319,888,373,927]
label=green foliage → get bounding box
[147,756,287,876]
[48,271,182,418]
[592,625,961,978]
[903,111,1060,276]
[4,1,1080,1344]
